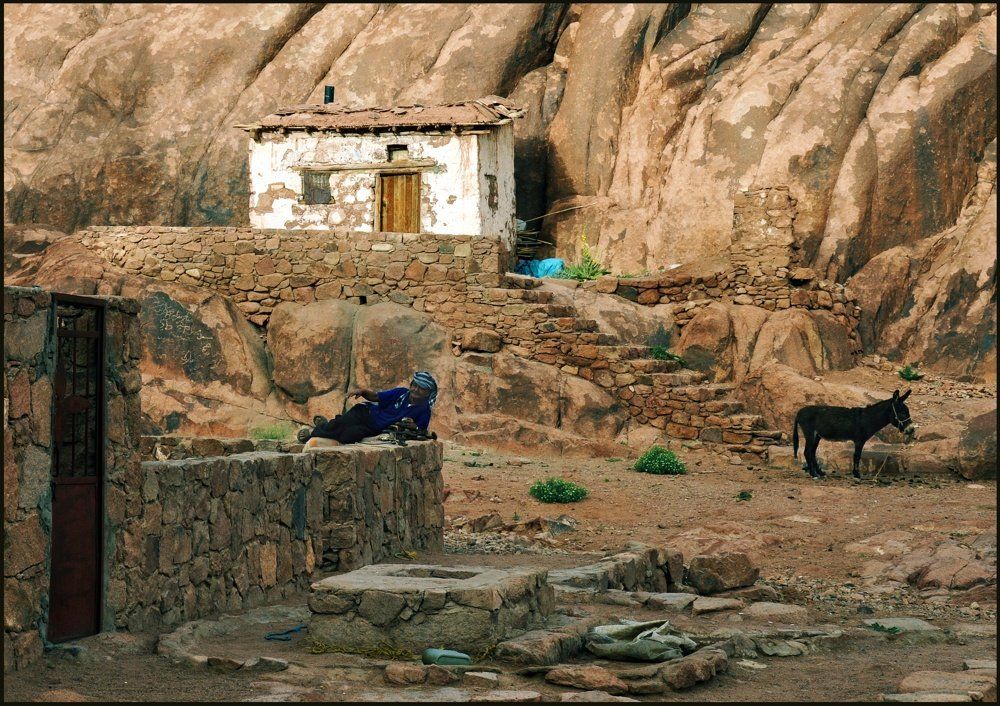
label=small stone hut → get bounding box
[238,95,523,252]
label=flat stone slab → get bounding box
[470,691,542,702]
[899,671,997,701]
[309,564,553,655]
[950,623,997,638]
[692,597,744,615]
[645,593,698,611]
[743,602,809,623]
[964,660,997,671]
[881,693,973,702]
[864,617,941,633]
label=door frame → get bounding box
[48,292,107,643]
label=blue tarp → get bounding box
[515,258,564,278]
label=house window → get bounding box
[302,171,333,204]
[387,144,409,162]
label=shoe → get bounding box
[313,415,329,427]
[296,428,311,443]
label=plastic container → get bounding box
[421,648,472,665]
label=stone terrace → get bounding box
[76,226,793,454]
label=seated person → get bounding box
[297,371,437,445]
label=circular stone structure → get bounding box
[308,564,554,655]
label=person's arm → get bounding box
[412,407,431,431]
[349,388,378,402]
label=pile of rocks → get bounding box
[883,659,997,702]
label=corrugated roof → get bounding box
[240,95,524,133]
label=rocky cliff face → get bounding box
[4,3,996,378]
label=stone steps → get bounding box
[486,287,554,303]
[641,372,708,387]
[501,273,543,290]
[628,358,682,374]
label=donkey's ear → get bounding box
[901,389,911,401]
[893,389,900,399]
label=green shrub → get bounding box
[649,346,686,366]
[250,424,293,440]
[736,490,752,502]
[555,233,608,281]
[634,446,686,475]
[898,363,924,381]
[529,477,589,503]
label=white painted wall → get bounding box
[247,130,513,237]
[477,123,517,252]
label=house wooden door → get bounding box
[48,294,105,643]
[379,173,420,233]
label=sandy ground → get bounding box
[440,443,996,581]
[4,367,996,703]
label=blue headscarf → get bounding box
[411,371,438,407]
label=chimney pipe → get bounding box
[323,86,335,104]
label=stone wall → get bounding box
[111,442,442,633]
[581,185,860,351]
[77,226,511,327]
[3,286,143,671]
[730,186,800,270]
[4,287,55,671]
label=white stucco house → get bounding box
[238,95,522,251]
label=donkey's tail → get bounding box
[792,412,800,459]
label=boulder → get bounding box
[545,665,629,695]
[459,329,502,353]
[7,240,277,437]
[384,662,427,685]
[267,300,358,401]
[686,553,759,595]
[957,409,997,480]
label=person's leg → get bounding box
[330,404,377,443]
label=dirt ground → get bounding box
[440,443,996,582]
[4,368,996,702]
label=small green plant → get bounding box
[736,490,753,502]
[634,446,687,475]
[606,457,623,462]
[512,512,521,522]
[250,424,293,440]
[898,363,924,381]
[529,477,589,503]
[617,270,651,279]
[649,346,686,366]
[555,232,609,281]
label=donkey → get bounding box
[793,389,917,479]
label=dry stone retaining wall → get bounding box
[103,441,444,636]
[77,226,510,327]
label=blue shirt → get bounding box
[366,387,432,432]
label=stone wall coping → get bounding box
[139,440,442,470]
[312,564,545,593]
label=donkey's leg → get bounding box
[805,433,822,478]
[852,440,865,479]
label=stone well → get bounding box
[308,564,554,655]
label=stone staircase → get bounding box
[490,274,787,457]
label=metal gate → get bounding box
[48,294,105,643]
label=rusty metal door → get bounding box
[379,173,421,233]
[48,294,106,643]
